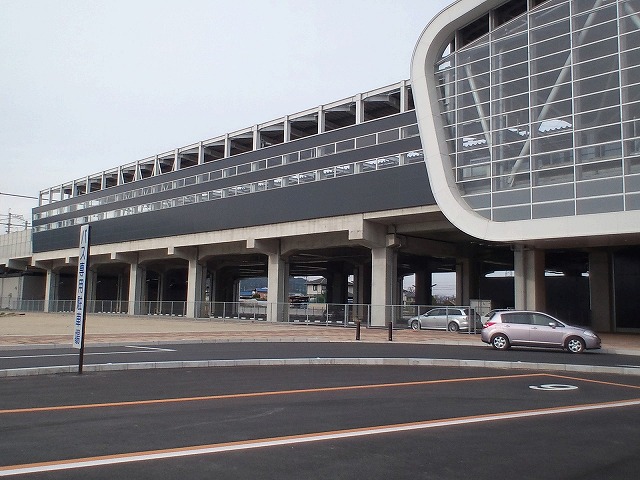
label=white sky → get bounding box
[0,0,452,227]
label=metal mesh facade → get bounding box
[435,0,640,221]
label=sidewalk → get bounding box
[1,311,640,355]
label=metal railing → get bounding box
[0,297,46,312]
[0,297,481,332]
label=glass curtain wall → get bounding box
[434,0,640,221]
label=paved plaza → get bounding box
[1,311,639,356]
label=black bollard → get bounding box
[388,322,393,341]
[356,320,361,341]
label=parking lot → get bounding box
[1,365,640,479]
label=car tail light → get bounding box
[483,321,496,328]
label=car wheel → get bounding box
[410,320,419,330]
[447,322,459,332]
[491,334,510,350]
[566,337,585,354]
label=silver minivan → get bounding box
[481,310,601,353]
[409,307,481,332]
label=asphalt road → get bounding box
[1,365,640,479]
[1,342,639,373]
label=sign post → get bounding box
[73,224,91,374]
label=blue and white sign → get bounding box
[73,224,90,349]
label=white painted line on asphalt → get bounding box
[0,347,176,360]
[529,384,579,391]
[123,345,176,352]
[1,398,640,476]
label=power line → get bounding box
[0,191,38,200]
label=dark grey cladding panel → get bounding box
[33,111,418,219]
[32,162,433,252]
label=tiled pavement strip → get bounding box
[1,311,639,376]
[1,311,640,352]
[0,311,488,348]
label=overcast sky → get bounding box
[0,0,452,227]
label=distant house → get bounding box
[305,277,354,303]
[305,278,326,302]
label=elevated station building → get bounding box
[1,0,639,331]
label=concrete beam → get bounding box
[64,257,78,267]
[349,220,387,248]
[279,232,350,256]
[168,246,198,260]
[400,235,457,258]
[246,238,279,255]
[6,259,28,271]
[199,241,251,258]
[31,260,52,271]
[88,253,112,264]
[110,252,138,263]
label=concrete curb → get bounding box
[2,356,639,378]
[0,338,634,356]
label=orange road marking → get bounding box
[546,373,640,390]
[1,396,639,477]
[0,373,546,415]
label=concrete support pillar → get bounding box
[267,250,289,322]
[414,270,432,307]
[353,264,369,323]
[210,269,235,318]
[370,246,397,326]
[44,269,59,313]
[514,246,546,311]
[128,263,145,316]
[209,270,217,303]
[395,274,403,308]
[86,268,98,313]
[117,273,126,313]
[211,269,235,304]
[325,264,350,305]
[456,258,479,306]
[589,251,612,332]
[234,279,242,304]
[157,272,165,303]
[186,257,206,318]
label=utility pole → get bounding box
[1,212,30,233]
[0,191,37,233]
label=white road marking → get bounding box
[1,398,639,477]
[123,346,175,351]
[0,346,176,360]
[529,384,579,391]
